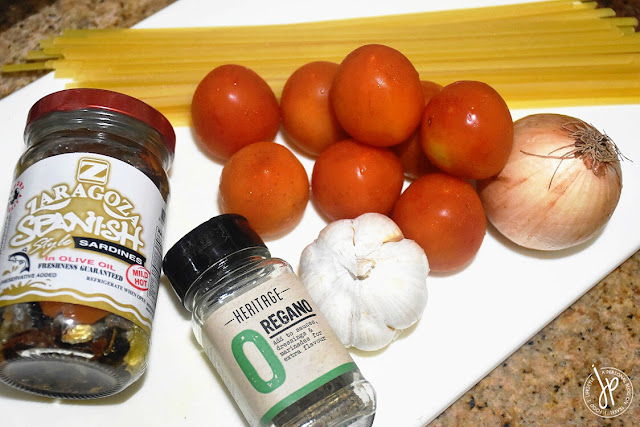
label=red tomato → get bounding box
[191,64,280,160]
[392,80,443,179]
[421,80,513,180]
[392,131,437,180]
[311,139,404,221]
[280,61,348,157]
[219,142,309,238]
[330,44,425,147]
[419,80,443,101]
[392,172,486,273]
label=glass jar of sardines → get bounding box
[0,89,174,399]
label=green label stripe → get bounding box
[260,362,357,424]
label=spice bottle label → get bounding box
[202,272,355,426]
[0,153,166,333]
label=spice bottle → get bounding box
[0,89,174,398]
[162,214,377,427]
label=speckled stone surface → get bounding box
[431,250,640,426]
[0,0,177,98]
[0,0,638,425]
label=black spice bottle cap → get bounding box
[162,214,267,309]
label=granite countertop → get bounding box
[0,0,638,425]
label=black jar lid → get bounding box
[26,88,176,154]
[163,214,267,309]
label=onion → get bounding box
[477,113,623,251]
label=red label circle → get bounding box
[126,264,150,291]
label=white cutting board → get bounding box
[0,0,639,425]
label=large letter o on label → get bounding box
[231,329,286,393]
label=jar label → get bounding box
[0,153,166,333]
[202,272,355,425]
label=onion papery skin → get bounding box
[477,114,622,251]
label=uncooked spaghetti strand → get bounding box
[40,6,620,49]
[49,0,600,41]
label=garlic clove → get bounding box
[351,308,398,351]
[361,242,428,330]
[352,212,404,253]
[315,279,357,346]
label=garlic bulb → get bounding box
[299,213,429,351]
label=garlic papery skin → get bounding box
[299,213,429,351]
